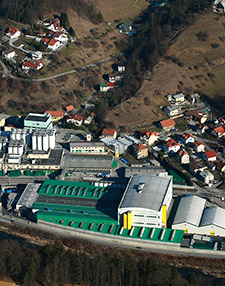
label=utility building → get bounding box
[118,175,173,229]
[24,113,53,130]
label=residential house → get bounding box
[116,63,126,73]
[44,111,64,122]
[164,106,181,117]
[177,150,189,164]
[203,150,217,162]
[212,126,225,137]
[217,161,225,173]
[118,22,133,34]
[199,170,214,185]
[84,115,94,125]
[206,161,216,171]
[2,49,15,59]
[185,110,207,124]
[164,138,180,153]
[50,31,68,42]
[108,72,122,83]
[47,39,62,51]
[22,60,43,71]
[100,82,114,91]
[193,141,205,153]
[172,93,185,103]
[133,144,148,159]
[140,130,159,145]
[102,128,117,139]
[6,27,21,39]
[65,105,74,112]
[66,114,85,126]
[29,51,42,60]
[189,161,207,174]
[196,123,209,134]
[70,141,105,154]
[182,133,194,144]
[45,18,64,32]
[159,118,176,131]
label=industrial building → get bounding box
[10,128,31,146]
[32,129,56,151]
[31,179,183,245]
[70,141,105,154]
[172,195,225,236]
[24,113,53,130]
[8,139,25,155]
[16,183,41,213]
[124,167,166,178]
[118,175,173,229]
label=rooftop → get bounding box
[17,183,41,208]
[119,175,172,211]
[200,206,225,229]
[25,113,51,123]
[160,118,175,128]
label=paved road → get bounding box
[1,214,225,258]
[0,54,121,82]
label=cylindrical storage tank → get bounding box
[26,132,32,146]
[13,146,17,154]
[32,135,37,150]
[16,132,21,140]
[0,142,2,151]
[18,145,23,155]
[2,143,7,153]
[8,146,13,154]
[37,135,42,151]
[49,131,55,149]
[42,134,48,151]
[11,132,16,140]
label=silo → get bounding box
[26,130,32,146]
[11,131,16,140]
[32,134,37,150]
[8,145,13,154]
[37,134,42,151]
[42,134,48,151]
[13,145,17,154]
[16,130,21,140]
[18,145,23,155]
[49,129,55,149]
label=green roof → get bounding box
[99,83,107,87]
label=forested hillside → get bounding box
[0,0,102,24]
[0,238,223,286]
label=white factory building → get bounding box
[8,139,25,155]
[172,195,225,236]
[118,175,173,229]
[32,129,56,151]
[10,128,31,145]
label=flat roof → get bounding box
[173,195,206,226]
[119,175,172,211]
[37,149,63,166]
[62,154,113,169]
[17,183,41,208]
[70,141,105,147]
[25,113,50,122]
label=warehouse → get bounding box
[172,195,206,233]
[118,175,173,229]
[200,207,225,236]
[16,183,41,213]
[172,195,225,236]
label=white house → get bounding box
[102,128,117,139]
[164,138,180,153]
[47,39,62,51]
[6,27,21,39]
[66,114,85,126]
[164,106,181,117]
[172,93,185,103]
[182,133,194,144]
[199,170,214,185]
[29,51,42,60]
[2,49,15,59]
[50,31,68,42]
[177,150,189,164]
[193,141,205,153]
[140,130,159,145]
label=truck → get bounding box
[121,158,129,165]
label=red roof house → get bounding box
[159,118,176,131]
[204,150,217,162]
[66,114,85,126]
[213,126,225,137]
[102,128,117,139]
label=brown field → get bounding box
[106,12,225,130]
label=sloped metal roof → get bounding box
[173,195,206,226]
[200,206,225,229]
[119,175,172,211]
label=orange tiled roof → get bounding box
[160,118,175,128]
[45,111,64,118]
